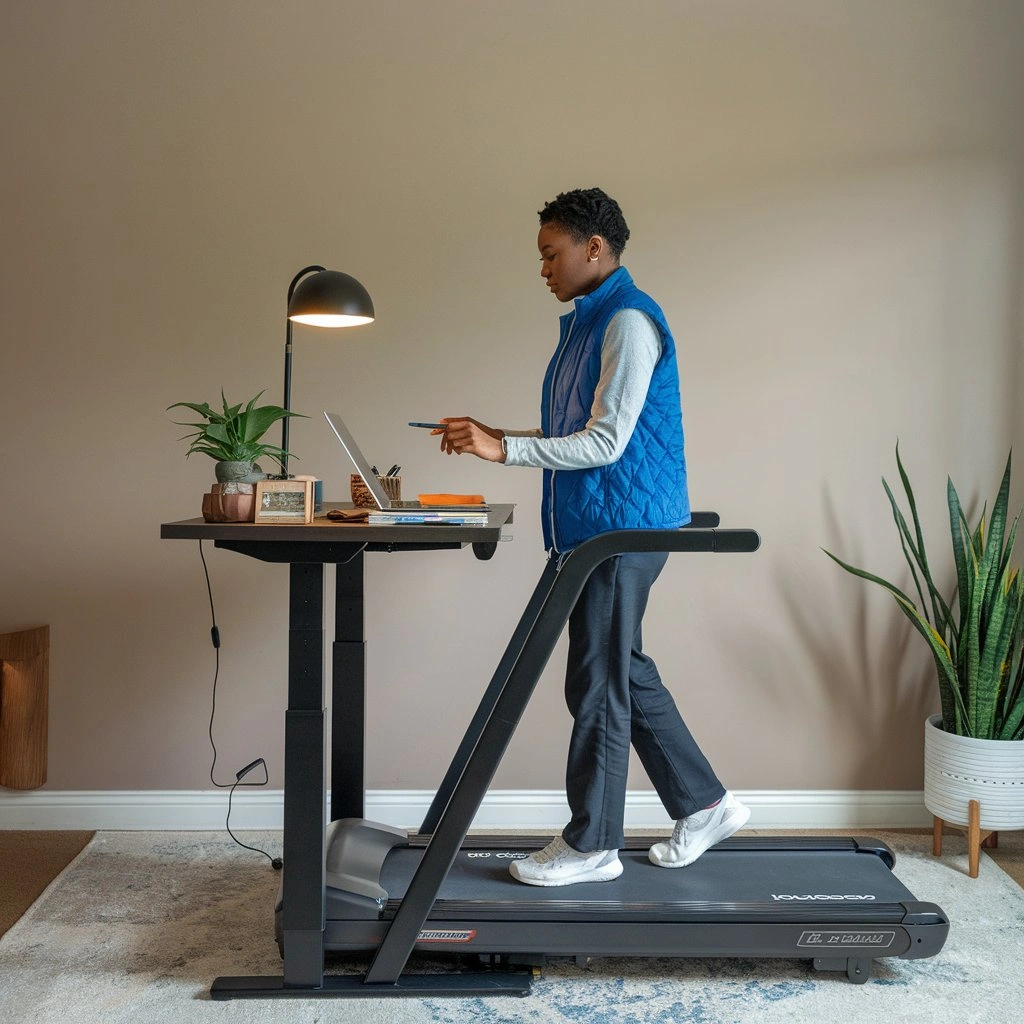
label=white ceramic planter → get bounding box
[923,714,1024,829]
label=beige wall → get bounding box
[2,1,1022,797]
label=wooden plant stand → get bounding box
[932,799,999,879]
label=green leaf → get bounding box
[891,592,966,733]
[166,401,216,419]
[823,549,917,607]
[882,476,931,626]
[894,442,946,630]
[241,404,296,443]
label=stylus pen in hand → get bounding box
[408,422,445,429]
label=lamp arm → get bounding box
[281,265,326,477]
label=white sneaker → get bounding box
[649,792,750,868]
[509,836,623,887]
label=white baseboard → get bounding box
[0,788,932,831]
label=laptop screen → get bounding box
[323,411,391,509]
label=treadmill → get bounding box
[276,515,949,995]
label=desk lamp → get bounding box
[281,265,375,476]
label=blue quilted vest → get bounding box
[539,266,690,552]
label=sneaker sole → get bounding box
[509,858,624,887]
[648,803,752,868]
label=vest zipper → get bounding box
[547,309,577,553]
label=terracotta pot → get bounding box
[202,482,256,522]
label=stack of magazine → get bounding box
[367,507,490,525]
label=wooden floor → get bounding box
[0,831,93,937]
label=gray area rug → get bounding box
[1,830,1021,1023]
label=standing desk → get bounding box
[160,504,515,997]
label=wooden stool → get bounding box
[932,799,999,878]
[0,625,49,790]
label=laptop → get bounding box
[323,411,490,514]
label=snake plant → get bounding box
[825,446,1024,741]
[168,390,304,471]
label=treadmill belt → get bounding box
[378,843,917,921]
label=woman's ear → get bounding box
[588,235,604,262]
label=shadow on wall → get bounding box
[782,486,939,786]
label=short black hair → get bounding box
[538,188,630,260]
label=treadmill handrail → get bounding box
[364,523,760,985]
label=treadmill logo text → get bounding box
[416,930,477,943]
[771,894,877,901]
[798,930,896,949]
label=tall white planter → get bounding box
[923,714,1024,829]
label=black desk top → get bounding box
[161,503,515,562]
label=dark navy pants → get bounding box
[561,550,725,852]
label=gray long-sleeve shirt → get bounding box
[502,308,662,470]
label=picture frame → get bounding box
[254,478,315,524]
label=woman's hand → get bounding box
[436,417,506,463]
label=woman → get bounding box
[438,188,748,886]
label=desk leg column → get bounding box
[332,551,365,822]
[282,562,326,989]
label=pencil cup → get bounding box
[380,475,401,501]
[351,473,401,507]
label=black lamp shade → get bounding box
[288,270,375,328]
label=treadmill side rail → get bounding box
[324,913,946,969]
[851,837,897,869]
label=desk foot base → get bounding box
[211,972,533,999]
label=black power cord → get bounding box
[199,540,282,870]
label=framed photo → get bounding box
[254,478,314,524]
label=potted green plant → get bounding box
[825,446,1024,847]
[168,390,304,522]
[168,390,303,483]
